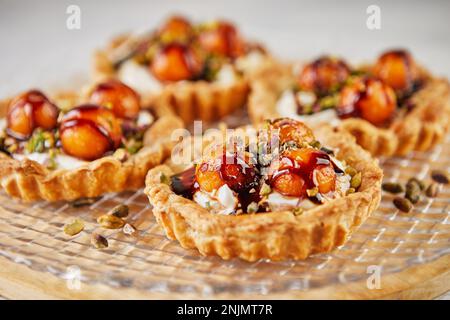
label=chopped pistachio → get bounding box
[345,166,357,177]
[160,172,170,185]
[306,187,319,197]
[425,183,439,198]
[393,197,413,213]
[407,177,425,191]
[431,170,449,184]
[259,183,271,197]
[309,140,321,149]
[63,219,85,236]
[382,182,404,194]
[113,148,128,162]
[292,207,304,216]
[247,202,259,214]
[97,214,125,229]
[91,233,108,249]
[346,187,356,195]
[109,204,129,218]
[405,180,421,204]
[350,172,362,189]
[70,197,101,207]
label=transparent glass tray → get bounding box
[0,137,448,298]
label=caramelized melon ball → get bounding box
[298,56,350,95]
[271,173,306,197]
[7,90,59,139]
[150,43,203,82]
[196,151,258,193]
[61,104,122,149]
[313,165,336,194]
[59,119,113,161]
[337,77,397,126]
[374,50,418,93]
[269,148,336,196]
[198,21,245,59]
[270,118,315,146]
[89,80,140,120]
[159,15,193,42]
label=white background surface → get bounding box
[0,0,449,97]
[0,0,449,300]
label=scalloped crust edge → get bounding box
[0,97,184,202]
[248,62,450,157]
[144,126,383,261]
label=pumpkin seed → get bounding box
[91,233,108,249]
[350,172,362,189]
[431,170,449,184]
[97,214,125,229]
[393,197,413,213]
[382,182,404,194]
[63,219,85,236]
[425,183,439,198]
[109,204,129,218]
[405,180,421,204]
[123,223,137,235]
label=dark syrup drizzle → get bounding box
[171,149,344,212]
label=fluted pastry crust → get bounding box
[144,125,383,261]
[248,62,450,156]
[93,34,278,124]
[0,92,183,202]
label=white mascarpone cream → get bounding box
[118,60,241,96]
[235,50,265,74]
[118,60,163,97]
[193,184,238,215]
[276,89,341,126]
[7,110,153,170]
[215,64,238,86]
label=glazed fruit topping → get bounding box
[374,49,418,95]
[196,150,259,194]
[269,118,315,146]
[6,90,59,140]
[158,15,193,43]
[298,56,350,96]
[198,21,245,59]
[337,77,397,126]
[269,148,337,198]
[59,104,123,160]
[170,118,355,214]
[89,80,141,120]
[150,42,203,82]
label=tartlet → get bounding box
[249,50,450,156]
[0,80,183,202]
[144,118,382,261]
[94,15,272,124]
